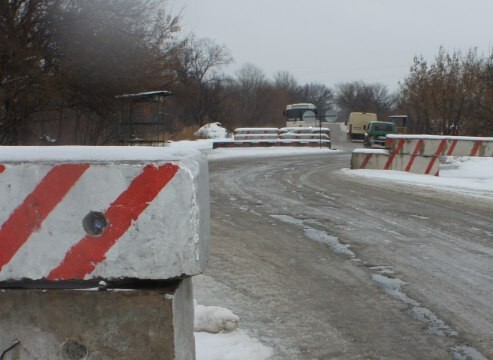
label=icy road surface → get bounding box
[194,152,493,359]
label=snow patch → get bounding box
[194,302,240,333]
[270,215,355,258]
[194,302,273,360]
[195,330,274,360]
[372,273,457,337]
[451,345,489,360]
[195,122,231,139]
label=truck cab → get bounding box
[364,121,397,147]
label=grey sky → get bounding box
[173,0,493,91]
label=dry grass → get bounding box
[164,125,202,141]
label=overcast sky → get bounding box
[173,0,493,91]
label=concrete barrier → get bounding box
[234,127,279,135]
[213,139,331,149]
[386,135,493,157]
[279,127,330,135]
[351,149,440,176]
[279,133,330,140]
[0,146,210,359]
[214,127,332,149]
[234,133,278,140]
[0,278,195,359]
[277,139,331,148]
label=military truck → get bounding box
[363,121,397,147]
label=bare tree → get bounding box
[171,35,232,129]
[228,63,276,127]
[0,0,60,144]
[273,71,301,100]
[335,81,395,122]
[1,0,182,145]
[400,48,489,135]
[52,0,181,144]
[300,82,334,118]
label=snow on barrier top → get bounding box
[0,146,210,283]
[234,128,279,134]
[386,134,493,157]
[279,133,330,140]
[234,133,279,140]
[279,127,330,134]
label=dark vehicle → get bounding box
[364,121,397,147]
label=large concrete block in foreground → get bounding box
[0,146,209,360]
[0,146,210,283]
[0,278,195,360]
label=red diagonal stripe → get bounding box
[425,156,439,174]
[446,140,458,156]
[384,154,394,170]
[435,139,447,156]
[360,153,373,169]
[47,163,180,280]
[0,165,5,173]
[0,164,90,271]
[385,139,405,169]
[404,140,424,172]
[412,139,424,156]
[470,141,482,156]
[405,156,417,172]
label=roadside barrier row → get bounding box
[352,135,493,176]
[214,127,331,149]
[386,135,493,157]
[213,139,331,149]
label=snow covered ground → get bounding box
[174,123,493,360]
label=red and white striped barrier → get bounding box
[214,127,332,149]
[276,139,331,147]
[0,146,210,283]
[279,127,330,135]
[213,139,331,149]
[351,149,440,176]
[234,128,279,135]
[386,135,493,157]
[234,133,279,140]
[279,133,330,140]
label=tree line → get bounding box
[2,0,493,145]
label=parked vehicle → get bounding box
[284,103,318,127]
[363,121,397,147]
[347,112,377,140]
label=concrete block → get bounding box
[386,135,493,157]
[234,128,279,134]
[0,147,210,283]
[0,278,195,360]
[351,149,439,175]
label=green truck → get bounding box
[363,121,397,147]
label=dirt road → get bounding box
[194,147,493,359]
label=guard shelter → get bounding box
[117,90,173,146]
